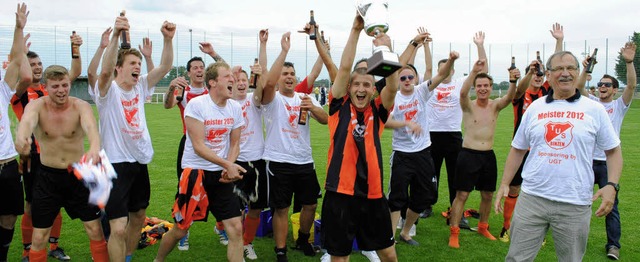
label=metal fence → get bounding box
[1,25,636,88]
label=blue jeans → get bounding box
[593,160,621,250]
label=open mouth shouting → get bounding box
[132,71,140,82]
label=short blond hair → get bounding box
[205,62,230,89]
[43,65,69,82]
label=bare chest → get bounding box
[37,110,82,139]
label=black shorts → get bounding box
[31,164,101,228]
[388,148,437,213]
[0,159,24,216]
[267,161,321,209]
[321,191,394,256]
[105,162,150,220]
[235,160,268,210]
[203,170,242,221]
[454,148,497,192]
[22,153,41,203]
[509,150,530,187]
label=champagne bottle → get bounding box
[249,58,259,89]
[585,48,598,74]
[71,31,80,59]
[535,51,544,76]
[308,10,317,40]
[120,11,131,49]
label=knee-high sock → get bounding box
[49,212,63,250]
[503,194,519,230]
[28,248,47,262]
[90,239,109,262]
[243,216,260,245]
[0,226,15,261]
[21,213,33,257]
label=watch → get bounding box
[605,182,620,192]
[410,39,419,47]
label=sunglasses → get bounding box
[400,75,415,82]
[597,82,613,87]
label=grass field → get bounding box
[8,99,640,261]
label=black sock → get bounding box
[0,226,15,261]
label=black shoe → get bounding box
[274,247,288,262]
[295,241,316,257]
[420,207,433,218]
[459,217,471,230]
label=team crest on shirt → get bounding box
[404,109,418,121]
[121,95,140,128]
[544,121,574,150]
[206,128,229,143]
[437,91,451,101]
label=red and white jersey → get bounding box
[512,96,620,205]
[0,81,16,160]
[262,92,321,164]
[182,95,244,171]
[95,75,154,164]
[234,93,264,162]
[177,86,208,134]
[426,77,465,132]
[391,81,433,152]
[589,94,630,161]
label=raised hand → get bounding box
[113,14,129,34]
[139,37,153,57]
[15,3,29,30]
[250,63,263,76]
[281,32,291,52]
[549,22,564,40]
[373,32,392,51]
[99,27,113,49]
[416,26,432,43]
[259,29,269,44]
[472,59,486,73]
[449,51,460,61]
[353,11,364,31]
[621,42,636,63]
[70,31,83,47]
[23,33,31,54]
[508,68,521,81]
[473,31,485,46]
[161,21,176,39]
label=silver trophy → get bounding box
[356,0,401,77]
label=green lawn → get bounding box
[9,100,640,261]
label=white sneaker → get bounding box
[361,250,381,262]
[243,244,258,260]
[177,231,189,251]
[214,227,229,246]
[409,224,416,237]
[320,252,331,262]
[397,218,404,229]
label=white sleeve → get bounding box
[595,106,621,151]
[415,80,432,102]
[232,103,245,129]
[511,107,531,150]
[184,99,204,122]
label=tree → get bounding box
[614,32,640,88]
[158,66,188,86]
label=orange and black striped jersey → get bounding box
[11,84,47,120]
[512,82,549,136]
[325,93,390,199]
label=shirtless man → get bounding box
[15,65,108,262]
[448,59,525,248]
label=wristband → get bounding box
[509,80,517,83]
[410,40,418,47]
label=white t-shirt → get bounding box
[589,94,630,161]
[0,81,17,160]
[426,77,466,132]
[181,95,244,171]
[512,96,620,205]
[95,75,154,164]
[235,93,264,162]
[262,92,321,164]
[391,81,433,152]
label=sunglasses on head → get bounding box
[400,75,415,82]
[597,82,613,87]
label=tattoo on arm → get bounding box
[212,54,225,63]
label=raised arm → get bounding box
[550,23,564,53]
[399,30,430,71]
[139,37,154,73]
[146,21,175,88]
[332,14,364,99]
[258,29,269,76]
[250,62,265,107]
[474,31,488,73]
[576,57,591,96]
[78,99,101,162]
[428,51,458,91]
[516,60,540,98]
[262,32,291,105]
[98,15,128,97]
[496,67,522,110]
[88,27,112,88]
[379,32,399,110]
[316,31,337,82]
[620,42,637,106]
[7,3,31,95]
[69,33,83,82]
[421,27,433,81]
[199,42,226,63]
[460,60,485,112]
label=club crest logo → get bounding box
[437,91,451,101]
[404,109,418,121]
[544,121,573,150]
[206,128,229,144]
